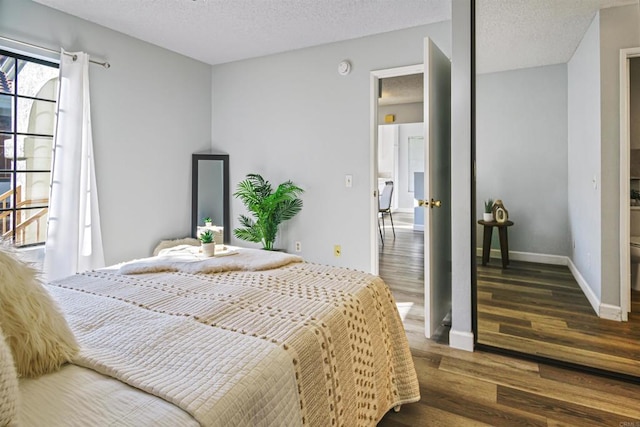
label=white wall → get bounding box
[397,123,424,211]
[377,125,397,183]
[378,102,423,124]
[631,58,640,150]
[568,13,602,299]
[211,22,451,271]
[477,64,569,257]
[1,0,213,265]
[449,0,474,351]
[599,4,640,306]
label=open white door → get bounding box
[421,38,452,338]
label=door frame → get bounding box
[369,64,424,274]
[619,47,640,321]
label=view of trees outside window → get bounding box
[0,51,58,247]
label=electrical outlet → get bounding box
[295,241,302,252]
[334,245,341,257]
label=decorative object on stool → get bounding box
[483,198,494,222]
[233,173,304,251]
[492,199,509,224]
[203,216,213,227]
[199,230,216,257]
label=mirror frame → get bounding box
[191,153,230,243]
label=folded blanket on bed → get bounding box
[48,262,420,426]
[49,285,301,427]
[118,245,303,275]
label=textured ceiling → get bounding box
[32,0,452,66]
[476,0,638,74]
[379,74,424,106]
[31,0,639,102]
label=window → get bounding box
[0,50,58,247]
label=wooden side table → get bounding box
[478,219,514,269]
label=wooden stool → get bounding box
[478,219,514,269]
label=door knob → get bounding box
[430,199,442,208]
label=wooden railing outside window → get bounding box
[0,185,48,245]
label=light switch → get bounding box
[345,174,353,188]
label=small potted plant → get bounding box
[203,216,213,227]
[199,229,216,257]
[483,199,494,222]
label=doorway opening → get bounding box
[370,66,429,347]
[620,48,640,324]
[370,38,452,345]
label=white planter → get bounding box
[201,242,216,257]
[483,213,494,222]
[205,222,213,227]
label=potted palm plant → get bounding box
[233,173,304,250]
[199,229,216,257]
[483,199,494,222]
[203,216,213,227]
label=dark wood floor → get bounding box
[376,212,640,426]
[477,258,640,378]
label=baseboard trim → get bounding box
[566,258,599,316]
[600,303,622,321]
[449,329,474,352]
[475,248,567,265]
[475,249,614,320]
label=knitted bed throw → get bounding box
[48,262,419,426]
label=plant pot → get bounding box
[201,242,216,257]
[205,222,213,227]
[483,213,494,222]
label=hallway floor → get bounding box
[377,212,640,425]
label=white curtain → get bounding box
[44,49,104,281]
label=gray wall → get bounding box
[1,0,213,265]
[631,58,640,150]
[211,22,451,271]
[568,13,602,299]
[599,4,640,306]
[378,102,423,125]
[477,64,569,257]
[449,0,473,350]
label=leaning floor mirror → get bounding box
[191,153,230,243]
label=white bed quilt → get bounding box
[47,258,419,426]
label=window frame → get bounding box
[0,48,58,248]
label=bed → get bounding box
[7,245,419,426]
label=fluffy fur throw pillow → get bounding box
[0,245,78,378]
[0,328,18,426]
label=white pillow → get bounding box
[153,237,200,256]
[0,244,78,378]
[0,328,18,426]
